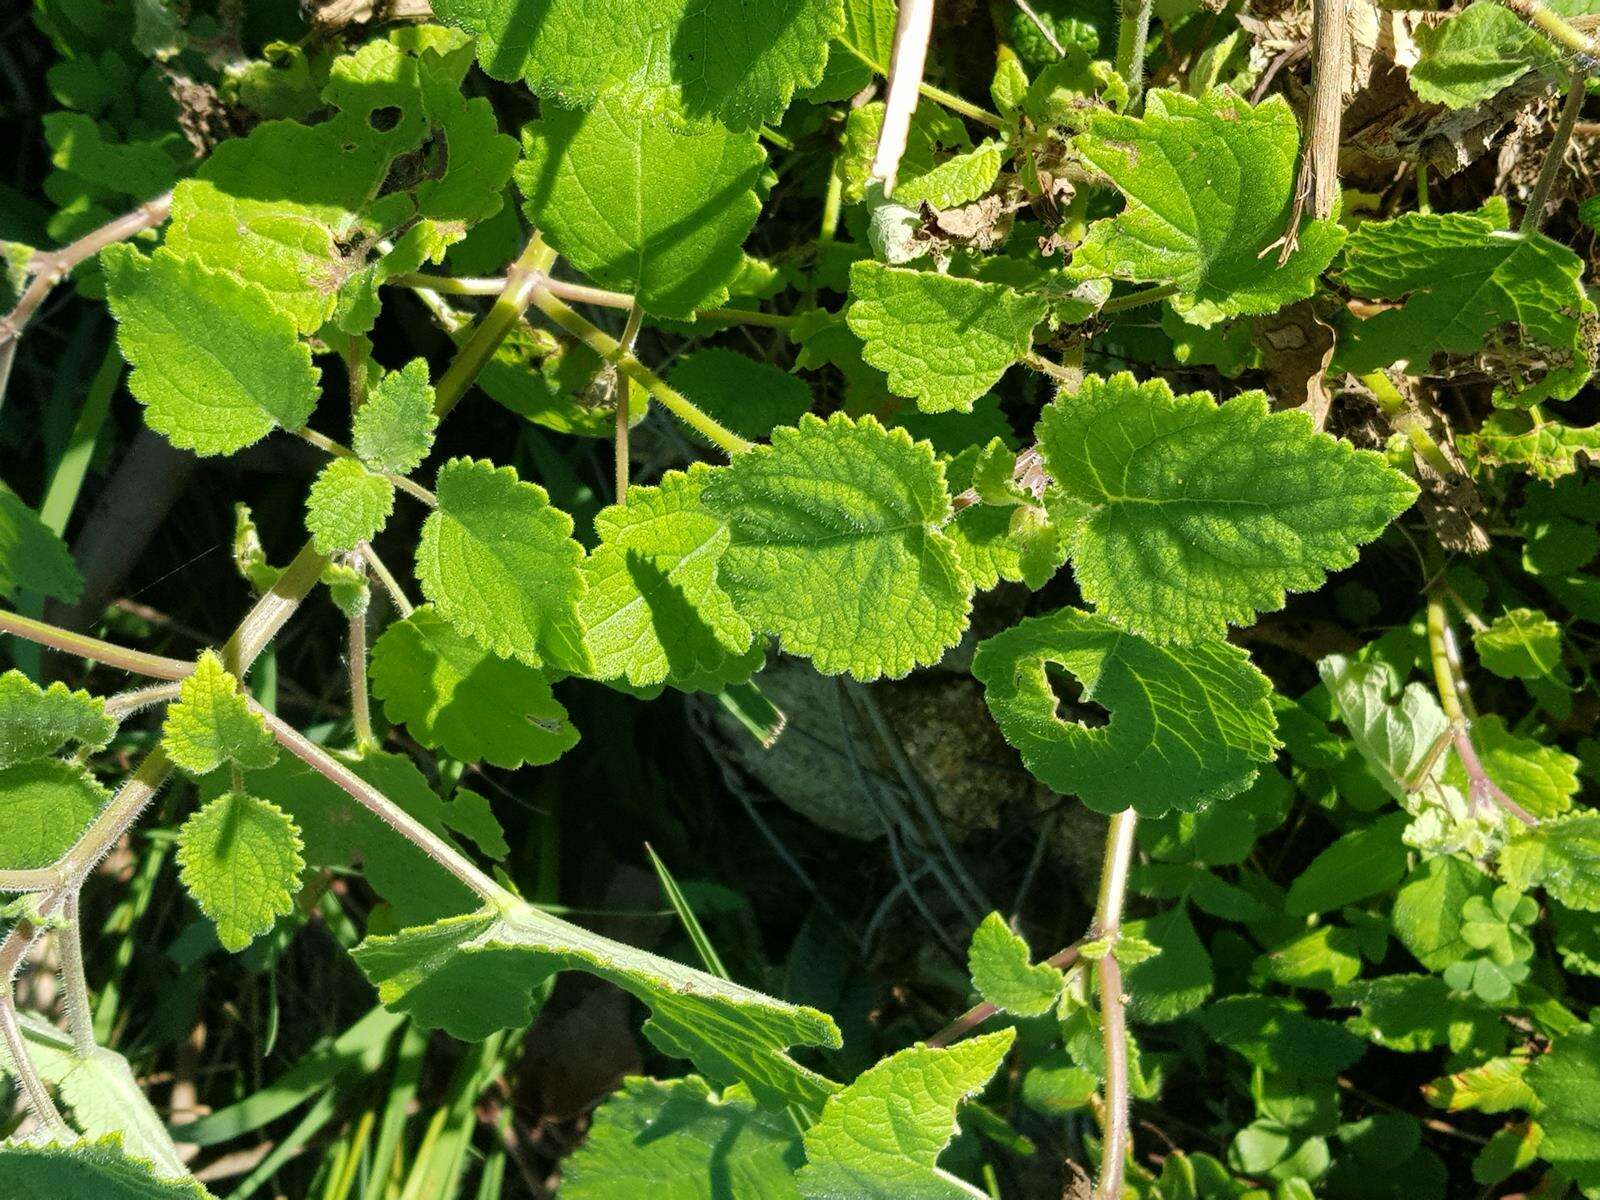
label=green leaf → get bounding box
[1125,905,1214,1021]
[558,1076,802,1198]
[176,792,305,952]
[967,913,1064,1017]
[1409,2,1557,109]
[1469,409,1600,481]
[20,1014,190,1179]
[700,413,972,681]
[0,760,109,870]
[1070,89,1346,325]
[1391,856,1494,971]
[846,263,1048,413]
[0,1138,213,1199]
[1038,374,1415,642]
[579,466,757,690]
[0,483,82,603]
[796,1030,1014,1199]
[161,651,278,776]
[1474,608,1564,681]
[1424,1056,1536,1114]
[0,670,114,768]
[1500,812,1600,911]
[1255,925,1364,991]
[1198,995,1366,1077]
[222,749,479,928]
[1285,813,1411,916]
[305,457,395,555]
[433,0,845,128]
[352,899,842,1112]
[165,34,514,335]
[896,141,1005,209]
[1527,1024,1600,1188]
[1333,975,1502,1054]
[352,359,438,475]
[370,606,580,769]
[517,101,765,317]
[1336,198,1593,407]
[1318,655,1449,801]
[971,606,1277,816]
[668,349,813,446]
[415,457,590,673]
[103,245,320,457]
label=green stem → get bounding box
[349,600,374,750]
[433,237,559,419]
[1115,0,1156,104]
[1358,371,1455,478]
[1498,0,1599,61]
[1426,594,1469,725]
[0,609,194,680]
[616,305,644,503]
[1521,69,1585,234]
[298,428,437,506]
[359,544,415,618]
[1091,808,1139,1200]
[820,162,845,248]
[1099,282,1177,315]
[529,287,754,455]
[837,42,1004,129]
[697,306,802,331]
[253,703,505,907]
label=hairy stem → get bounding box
[102,681,184,721]
[349,595,374,751]
[0,609,194,680]
[616,305,644,503]
[927,942,1083,1048]
[1498,0,1600,61]
[1359,371,1455,478]
[0,985,71,1138]
[1099,282,1178,315]
[297,428,438,506]
[433,236,560,419]
[1522,70,1586,234]
[529,285,754,454]
[59,894,95,1059]
[1115,0,1156,105]
[1092,809,1139,1200]
[0,190,174,401]
[1425,596,1538,827]
[872,0,935,196]
[391,273,803,331]
[252,703,505,906]
[360,544,415,618]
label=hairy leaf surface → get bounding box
[580,467,757,690]
[847,263,1048,413]
[796,1030,1014,1199]
[518,100,765,317]
[352,359,438,475]
[433,0,845,128]
[971,606,1277,815]
[416,458,590,673]
[161,652,278,776]
[353,899,842,1112]
[305,457,394,555]
[0,670,113,768]
[700,413,972,680]
[177,792,305,951]
[967,913,1064,1017]
[559,1076,802,1198]
[1038,374,1417,641]
[370,606,580,769]
[0,760,108,870]
[103,246,319,456]
[1070,89,1345,325]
